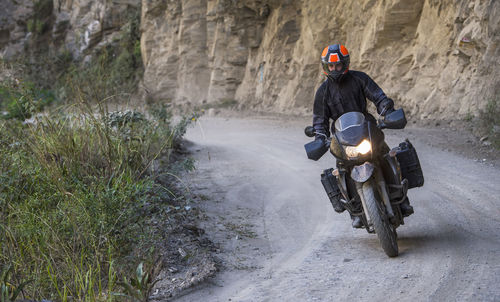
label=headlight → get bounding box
[345,139,372,158]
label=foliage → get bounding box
[0,97,193,300]
[480,96,500,148]
[5,5,143,112]
[0,5,187,301]
[57,9,143,105]
[0,80,55,120]
[464,111,474,122]
[115,263,159,302]
[1,264,32,302]
[26,0,53,36]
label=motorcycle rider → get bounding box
[313,44,414,228]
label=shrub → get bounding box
[0,80,55,120]
[0,100,192,300]
[481,96,500,148]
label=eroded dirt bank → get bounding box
[160,115,500,302]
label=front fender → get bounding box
[351,162,375,183]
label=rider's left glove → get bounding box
[379,98,395,116]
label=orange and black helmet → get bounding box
[321,44,350,81]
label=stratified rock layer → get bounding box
[141,0,500,119]
[1,0,499,119]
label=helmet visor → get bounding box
[322,62,344,73]
[331,63,344,72]
[323,62,344,73]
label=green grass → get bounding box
[0,80,55,120]
[0,98,193,300]
[0,6,186,300]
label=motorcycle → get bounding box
[304,109,424,257]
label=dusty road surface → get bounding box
[173,116,500,302]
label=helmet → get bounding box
[321,44,350,82]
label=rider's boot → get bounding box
[400,198,414,217]
[330,194,345,213]
[351,216,363,228]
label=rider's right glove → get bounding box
[315,132,327,142]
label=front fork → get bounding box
[351,162,394,229]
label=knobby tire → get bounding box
[363,180,399,257]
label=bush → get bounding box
[0,100,192,300]
[7,5,142,109]
[481,96,500,148]
[26,0,53,36]
[58,17,143,105]
[0,80,55,120]
[0,6,174,300]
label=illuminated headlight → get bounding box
[345,140,372,158]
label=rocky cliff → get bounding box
[1,0,499,120]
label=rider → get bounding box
[313,44,414,228]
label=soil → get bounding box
[152,112,500,301]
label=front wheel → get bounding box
[363,180,399,257]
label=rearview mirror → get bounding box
[304,126,316,137]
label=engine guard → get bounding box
[351,162,375,183]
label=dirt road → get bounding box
[174,116,500,302]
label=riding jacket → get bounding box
[312,70,394,139]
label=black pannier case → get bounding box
[396,139,424,188]
[320,168,344,213]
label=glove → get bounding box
[315,134,327,142]
[384,107,395,116]
[379,98,394,116]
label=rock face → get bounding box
[0,0,37,58]
[140,0,500,119]
[1,0,499,120]
[140,0,269,104]
[0,0,140,61]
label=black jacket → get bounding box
[312,70,393,138]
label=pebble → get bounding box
[168,266,178,273]
[178,247,188,258]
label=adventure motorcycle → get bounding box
[304,109,424,257]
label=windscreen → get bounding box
[334,112,365,132]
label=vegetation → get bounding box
[0,93,193,300]
[0,6,197,301]
[0,79,55,120]
[480,96,500,148]
[57,9,143,104]
[3,4,143,112]
[26,0,53,36]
